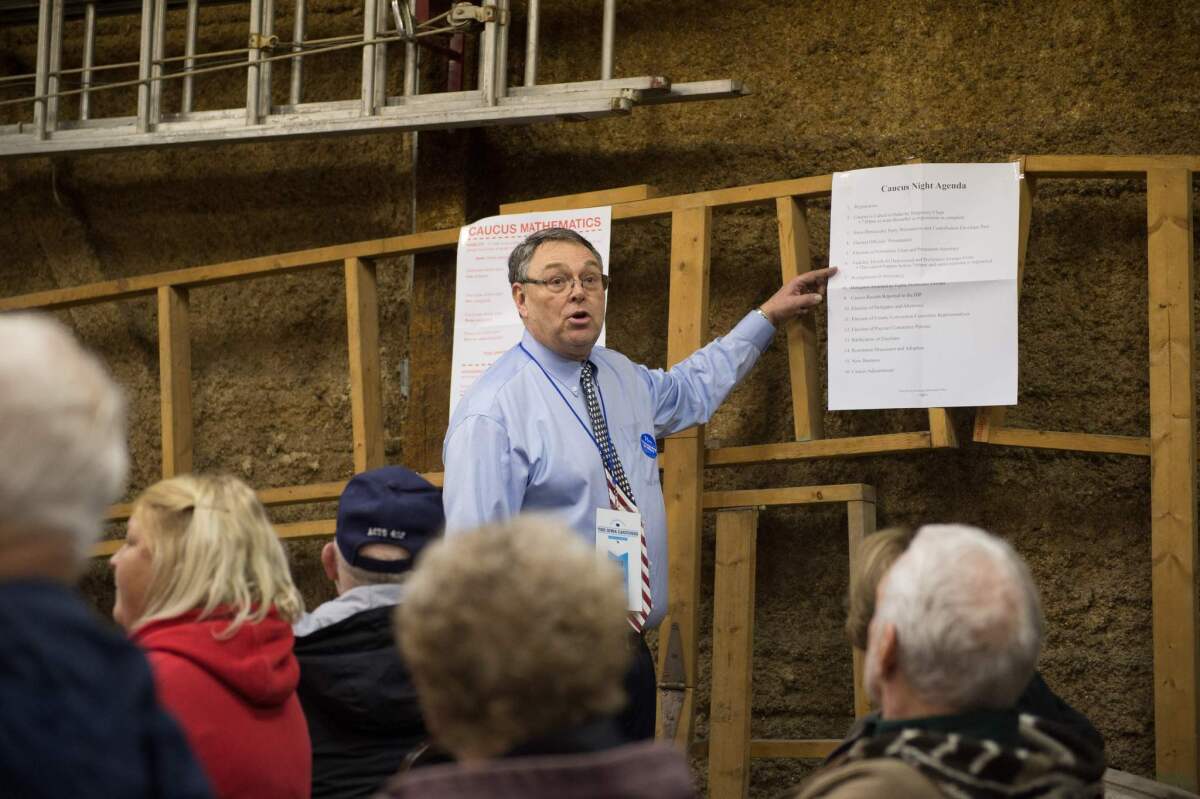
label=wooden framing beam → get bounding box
[847,498,876,717]
[157,285,193,477]
[703,484,875,509]
[657,205,711,747]
[345,256,385,473]
[706,432,935,466]
[0,227,460,313]
[708,507,758,799]
[499,184,659,214]
[974,167,1034,443]
[691,738,841,760]
[703,487,875,795]
[776,196,823,441]
[1146,168,1199,792]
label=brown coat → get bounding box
[376,740,697,799]
[783,758,942,799]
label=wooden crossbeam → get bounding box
[706,432,935,466]
[499,184,658,214]
[691,738,841,760]
[703,484,875,509]
[0,227,461,313]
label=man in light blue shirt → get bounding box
[443,227,835,739]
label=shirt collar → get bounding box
[874,708,1021,748]
[520,329,589,386]
[292,582,406,637]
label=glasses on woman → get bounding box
[520,272,611,294]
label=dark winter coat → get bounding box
[0,579,212,799]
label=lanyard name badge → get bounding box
[596,508,643,612]
[520,344,644,611]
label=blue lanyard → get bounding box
[519,343,618,475]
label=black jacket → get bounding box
[0,579,212,799]
[294,603,427,799]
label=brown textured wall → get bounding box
[2,1,1199,796]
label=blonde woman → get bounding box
[110,474,310,799]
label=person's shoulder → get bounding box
[786,758,942,799]
[590,344,643,376]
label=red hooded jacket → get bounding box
[134,608,311,799]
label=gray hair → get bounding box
[336,544,408,587]
[874,523,1042,711]
[507,227,604,284]
[0,313,128,561]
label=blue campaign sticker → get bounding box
[640,433,657,458]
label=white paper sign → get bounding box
[595,507,643,612]
[449,207,612,418]
[827,162,1020,410]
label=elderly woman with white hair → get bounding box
[376,515,697,799]
[110,473,310,799]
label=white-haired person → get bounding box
[784,524,1105,799]
[110,473,310,798]
[840,526,1103,757]
[0,313,211,798]
[376,516,697,799]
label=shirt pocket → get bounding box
[615,421,660,489]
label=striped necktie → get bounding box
[580,360,652,632]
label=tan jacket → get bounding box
[784,758,942,799]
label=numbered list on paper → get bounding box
[827,162,1020,410]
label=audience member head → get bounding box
[866,524,1042,718]
[110,473,303,634]
[0,313,128,581]
[321,466,444,594]
[507,226,604,285]
[845,527,914,651]
[396,516,629,761]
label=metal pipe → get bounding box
[245,0,262,124]
[260,0,274,115]
[494,0,508,99]
[523,0,538,87]
[80,2,95,119]
[288,0,305,105]
[402,0,416,96]
[361,0,378,115]
[150,0,166,124]
[47,0,63,129]
[477,0,497,105]
[136,0,155,132]
[373,0,387,109]
[182,0,198,113]
[33,0,50,138]
[600,0,615,80]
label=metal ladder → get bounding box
[0,0,747,158]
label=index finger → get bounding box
[797,266,838,285]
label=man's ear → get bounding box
[320,541,339,584]
[878,622,899,678]
[512,282,529,319]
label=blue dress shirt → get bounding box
[442,310,776,629]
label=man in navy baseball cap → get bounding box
[293,466,443,799]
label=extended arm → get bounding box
[648,267,838,435]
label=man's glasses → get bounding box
[519,273,611,294]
